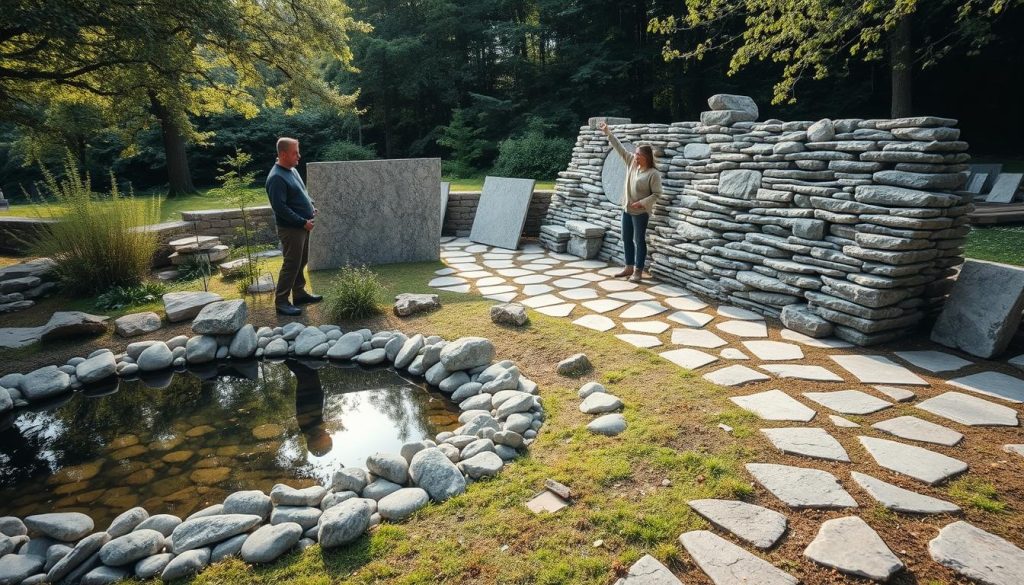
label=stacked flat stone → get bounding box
[565,220,606,259]
[0,258,57,314]
[543,96,972,345]
[538,224,570,252]
[166,235,229,267]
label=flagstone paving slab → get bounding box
[715,320,769,338]
[460,270,493,279]
[731,390,817,422]
[717,305,763,320]
[514,274,550,285]
[484,260,516,269]
[761,427,850,462]
[619,301,667,319]
[830,354,929,386]
[616,334,662,349]
[871,385,916,402]
[646,283,690,297]
[597,266,621,276]
[947,371,1024,403]
[572,314,616,332]
[829,415,860,428]
[479,285,518,295]
[760,364,844,382]
[1005,444,1024,457]
[610,291,656,302]
[623,321,670,334]
[742,341,804,361]
[614,554,682,585]
[574,273,605,282]
[705,365,772,386]
[858,436,968,485]
[803,390,893,414]
[850,471,960,514]
[720,348,749,360]
[483,292,518,302]
[659,348,717,369]
[667,311,714,328]
[566,260,606,269]
[929,521,1024,585]
[803,516,904,581]
[872,416,964,446]
[917,392,1019,426]
[521,284,553,296]
[664,297,709,311]
[598,280,638,292]
[679,531,799,585]
[448,263,483,271]
[535,303,575,317]
[521,294,564,308]
[671,329,727,348]
[428,276,467,287]
[552,278,588,289]
[437,284,471,293]
[779,329,855,348]
[745,463,857,509]
[893,350,974,373]
[545,268,582,277]
[687,499,788,549]
[582,299,625,314]
[434,267,457,275]
[496,268,534,277]
[558,288,599,300]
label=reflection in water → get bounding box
[0,360,459,526]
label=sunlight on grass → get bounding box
[948,477,1006,513]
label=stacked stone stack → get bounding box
[565,220,606,259]
[167,236,230,267]
[0,258,57,314]
[538,224,570,252]
[542,96,972,345]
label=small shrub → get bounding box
[95,282,168,310]
[490,127,572,180]
[321,140,377,161]
[323,265,385,319]
[28,154,160,296]
[176,255,216,282]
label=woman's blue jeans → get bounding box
[621,211,650,271]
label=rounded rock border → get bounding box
[0,301,544,584]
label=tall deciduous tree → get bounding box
[1,0,368,196]
[649,0,1021,117]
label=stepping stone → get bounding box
[476,276,506,287]
[894,350,973,373]
[484,260,516,269]
[448,262,483,271]
[582,299,625,314]
[717,305,762,320]
[438,284,470,293]
[588,413,627,437]
[535,303,575,317]
[659,348,717,369]
[484,292,518,303]
[829,415,859,428]
[947,371,1024,403]
[667,311,714,328]
[761,427,850,462]
[434,267,457,275]
[522,264,553,272]
[802,390,892,414]
[517,254,543,261]
[619,301,667,319]
[929,521,1024,585]
[551,278,587,289]
[1005,444,1024,457]
[687,499,787,549]
[858,436,968,485]
[851,471,960,514]
[566,260,606,269]
[671,329,726,348]
[742,341,803,361]
[917,392,1019,426]
[871,385,916,402]
[615,554,682,585]
[610,291,656,302]
[720,348,749,360]
[572,315,615,332]
[545,268,582,277]
[623,321,670,334]
[549,252,578,261]
[779,329,855,348]
[730,390,816,422]
[679,531,798,585]
[646,283,690,297]
[428,276,467,287]
[522,284,554,296]
[715,320,768,338]
[598,280,638,292]
[573,273,605,282]
[664,296,708,311]
[559,288,598,300]
[803,516,904,581]
[514,274,550,285]
[521,294,563,308]
[830,355,928,386]
[596,266,621,276]
[465,244,489,253]
[745,463,857,509]
[482,252,513,260]
[616,334,662,349]
[872,416,964,446]
[479,285,517,295]
[759,364,843,382]
[497,268,533,277]
[460,270,494,279]
[705,366,771,387]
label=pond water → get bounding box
[0,360,460,526]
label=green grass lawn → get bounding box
[965,225,1024,266]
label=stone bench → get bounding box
[539,224,570,253]
[565,220,605,259]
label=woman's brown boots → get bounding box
[615,266,634,278]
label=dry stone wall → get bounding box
[544,96,972,345]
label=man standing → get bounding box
[267,137,322,316]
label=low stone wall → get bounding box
[444,190,552,237]
[0,217,54,254]
[180,206,277,247]
[544,99,972,345]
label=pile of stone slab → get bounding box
[539,224,570,252]
[0,258,58,314]
[543,95,972,345]
[565,220,606,259]
[167,236,229,267]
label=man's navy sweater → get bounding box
[266,164,315,228]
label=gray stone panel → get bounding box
[601,143,634,205]
[307,159,441,269]
[469,176,537,250]
[931,259,1024,358]
[984,172,1023,203]
[440,182,450,226]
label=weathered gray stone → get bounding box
[169,514,262,553]
[377,488,430,521]
[803,516,904,581]
[133,553,174,579]
[294,327,328,356]
[929,521,1024,585]
[270,484,328,507]
[746,463,857,509]
[439,337,494,371]
[859,436,968,485]
[210,533,248,562]
[19,365,70,401]
[587,413,627,436]
[459,451,504,479]
[917,392,1019,426]
[615,554,682,585]
[161,547,210,581]
[0,554,44,585]
[556,353,591,376]
[133,514,181,537]
[75,351,116,385]
[38,311,109,342]
[240,522,303,564]
[363,479,403,501]
[229,324,258,358]
[327,331,364,360]
[185,335,218,364]
[579,392,623,414]
[191,299,247,335]
[718,169,761,199]
[332,468,369,493]
[490,302,528,326]
[688,499,787,549]
[393,293,441,317]
[24,512,93,541]
[366,452,410,485]
[851,471,959,514]
[948,371,1024,403]
[708,94,758,117]
[679,530,798,585]
[871,415,963,446]
[780,304,833,337]
[98,529,164,566]
[114,312,162,338]
[318,499,372,548]
[223,490,273,520]
[80,565,129,585]
[45,531,110,583]
[761,427,849,461]
[137,341,173,372]
[932,260,1024,359]
[807,119,835,142]
[802,389,893,415]
[162,291,223,322]
[105,507,148,538]
[830,354,928,385]
[730,390,816,422]
[409,448,466,501]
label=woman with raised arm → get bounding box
[598,121,663,282]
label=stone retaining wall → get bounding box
[444,190,552,237]
[180,206,278,247]
[543,100,972,345]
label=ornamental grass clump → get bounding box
[323,264,385,319]
[29,155,160,296]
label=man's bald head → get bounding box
[277,137,300,169]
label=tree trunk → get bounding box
[889,16,913,118]
[149,93,195,197]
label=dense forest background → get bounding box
[1,0,1022,200]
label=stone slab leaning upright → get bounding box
[306,158,441,269]
[469,176,536,250]
[931,259,1024,358]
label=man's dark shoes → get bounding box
[293,293,324,305]
[276,303,302,316]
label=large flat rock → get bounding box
[893,350,973,373]
[688,499,787,549]
[742,341,803,361]
[830,354,928,385]
[760,364,843,382]
[803,516,904,581]
[761,427,850,462]
[679,530,798,585]
[746,463,857,509]
[469,176,536,250]
[162,291,223,323]
[851,471,959,514]
[858,436,968,485]
[929,521,1024,585]
[931,259,1024,358]
[703,365,771,386]
[658,348,717,369]
[803,390,893,415]
[730,389,816,422]
[871,416,963,446]
[613,554,682,585]
[916,392,1019,426]
[947,371,1024,403]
